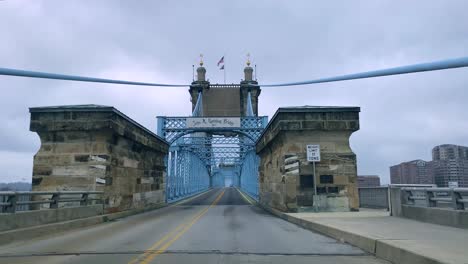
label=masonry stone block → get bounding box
[257,106,360,212]
[29,105,169,212]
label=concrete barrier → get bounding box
[0,203,164,246]
[391,186,468,228]
[0,205,104,232]
[0,188,212,246]
[401,205,468,229]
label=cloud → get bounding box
[1,0,468,184]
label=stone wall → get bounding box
[30,105,169,212]
[256,106,360,212]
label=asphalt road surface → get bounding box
[0,188,389,263]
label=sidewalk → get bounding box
[273,209,468,264]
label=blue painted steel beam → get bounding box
[262,56,468,87]
[166,148,210,202]
[239,151,260,200]
[0,67,186,87]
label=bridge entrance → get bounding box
[157,60,267,202]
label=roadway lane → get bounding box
[0,188,389,264]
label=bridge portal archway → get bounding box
[157,60,267,202]
[158,121,265,202]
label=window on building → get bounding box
[317,187,327,194]
[300,175,314,189]
[320,175,334,184]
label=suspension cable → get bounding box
[0,67,186,87]
[262,56,468,87]
[1,56,468,88]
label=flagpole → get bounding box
[224,55,226,84]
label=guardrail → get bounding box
[0,191,103,213]
[358,187,389,209]
[358,184,437,212]
[402,187,468,210]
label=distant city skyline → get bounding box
[390,144,468,187]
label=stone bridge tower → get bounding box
[189,60,261,117]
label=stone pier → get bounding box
[29,105,169,212]
[256,106,360,212]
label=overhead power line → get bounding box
[1,56,468,88]
[262,56,468,87]
[0,67,186,87]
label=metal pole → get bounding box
[254,64,257,81]
[313,161,317,210]
[192,65,195,81]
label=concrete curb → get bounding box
[0,189,213,247]
[258,203,445,264]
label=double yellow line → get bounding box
[128,189,225,264]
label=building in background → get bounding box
[432,144,468,187]
[357,175,381,187]
[390,159,434,185]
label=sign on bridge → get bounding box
[306,145,321,162]
[187,117,241,128]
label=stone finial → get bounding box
[244,53,253,81]
[197,53,206,81]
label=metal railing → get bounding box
[358,184,436,211]
[402,187,468,210]
[358,187,389,209]
[209,84,241,88]
[0,191,103,213]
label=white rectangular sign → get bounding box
[448,181,459,188]
[186,117,241,128]
[95,178,106,184]
[307,145,321,162]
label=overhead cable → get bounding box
[262,56,468,87]
[2,56,468,88]
[0,67,186,87]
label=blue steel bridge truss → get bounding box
[158,117,267,144]
[157,116,267,202]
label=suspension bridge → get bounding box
[0,55,467,264]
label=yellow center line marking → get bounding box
[171,188,213,206]
[127,193,216,264]
[128,189,226,264]
[236,188,253,205]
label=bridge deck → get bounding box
[0,188,387,264]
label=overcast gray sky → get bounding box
[1,0,468,183]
